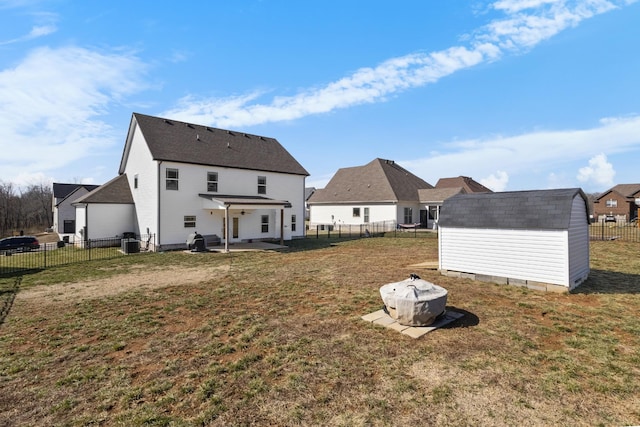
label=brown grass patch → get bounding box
[0,236,638,426]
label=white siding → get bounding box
[74,205,87,242]
[124,124,158,237]
[157,161,305,248]
[86,204,136,239]
[55,188,90,234]
[568,196,590,289]
[439,227,570,286]
[310,203,398,226]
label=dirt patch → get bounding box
[16,263,230,305]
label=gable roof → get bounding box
[308,158,433,204]
[595,184,640,201]
[439,188,589,230]
[418,187,466,204]
[119,113,309,176]
[53,183,100,200]
[436,176,492,193]
[72,175,134,205]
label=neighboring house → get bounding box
[418,187,466,229]
[72,175,135,243]
[304,187,316,220]
[416,177,491,228]
[438,188,590,292]
[435,176,492,193]
[52,183,99,239]
[307,158,433,228]
[593,183,640,223]
[78,113,309,251]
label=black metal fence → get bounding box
[0,234,155,277]
[307,221,433,239]
[589,222,640,242]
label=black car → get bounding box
[0,236,41,253]
[604,215,616,223]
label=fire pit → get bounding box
[379,274,448,326]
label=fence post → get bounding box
[43,241,47,269]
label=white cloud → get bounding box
[399,115,640,191]
[163,0,629,128]
[577,153,615,187]
[0,46,148,185]
[480,171,509,192]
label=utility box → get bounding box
[121,238,140,254]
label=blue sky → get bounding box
[1,0,639,193]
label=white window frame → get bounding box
[605,199,617,208]
[258,176,267,195]
[207,172,218,192]
[166,168,179,191]
[184,215,196,228]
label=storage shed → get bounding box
[438,188,590,292]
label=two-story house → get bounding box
[74,113,309,251]
[593,183,640,223]
[52,182,99,240]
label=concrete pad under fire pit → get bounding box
[361,308,464,338]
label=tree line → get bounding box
[0,182,52,238]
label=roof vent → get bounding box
[196,134,200,141]
[227,142,230,148]
[163,119,172,125]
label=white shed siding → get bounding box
[124,124,158,237]
[439,227,570,285]
[568,196,590,289]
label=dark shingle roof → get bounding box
[72,175,133,204]
[123,113,309,176]
[307,158,432,204]
[439,188,589,230]
[53,183,100,200]
[436,176,492,193]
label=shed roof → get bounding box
[120,113,309,176]
[308,158,432,204]
[439,188,589,230]
[72,175,134,205]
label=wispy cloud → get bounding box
[0,46,148,185]
[399,115,640,192]
[163,0,631,128]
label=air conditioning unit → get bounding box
[121,238,140,254]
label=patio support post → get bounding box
[224,205,229,253]
[280,208,284,246]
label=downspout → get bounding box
[224,205,229,253]
[157,161,162,250]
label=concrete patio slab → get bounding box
[361,308,464,339]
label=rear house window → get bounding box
[166,168,179,190]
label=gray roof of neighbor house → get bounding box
[439,188,589,230]
[72,175,134,205]
[53,183,100,200]
[595,183,640,200]
[308,158,433,204]
[418,187,466,204]
[120,113,309,176]
[436,176,492,193]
